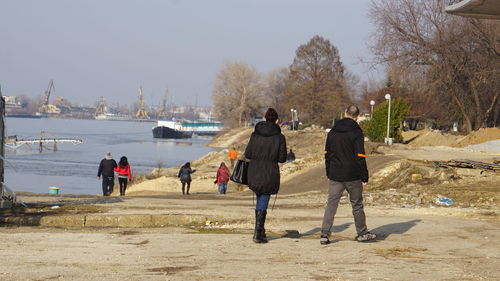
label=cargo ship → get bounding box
[152,120,224,139]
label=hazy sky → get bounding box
[1,0,381,107]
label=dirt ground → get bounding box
[1,193,499,281]
[1,126,500,280]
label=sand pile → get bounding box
[209,127,253,149]
[402,128,460,147]
[454,128,500,147]
[402,127,500,149]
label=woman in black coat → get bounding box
[178,162,196,195]
[244,108,287,243]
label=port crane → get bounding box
[157,89,169,120]
[95,96,106,117]
[135,87,150,119]
[38,80,60,115]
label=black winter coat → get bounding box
[244,121,287,194]
[178,167,196,183]
[98,159,117,177]
[325,118,369,182]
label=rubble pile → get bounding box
[365,159,499,209]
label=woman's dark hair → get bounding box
[183,162,191,168]
[119,156,128,168]
[219,162,226,168]
[265,108,279,123]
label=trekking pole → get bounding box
[271,194,278,211]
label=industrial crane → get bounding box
[135,87,150,119]
[38,80,60,115]
[157,89,169,120]
[95,96,106,117]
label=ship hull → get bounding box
[152,126,193,139]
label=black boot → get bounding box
[253,210,259,242]
[253,210,268,243]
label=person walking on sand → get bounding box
[287,148,296,162]
[178,162,196,195]
[215,162,230,195]
[244,108,287,243]
[228,147,238,170]
[97,152,117,196]
[114,156,132,196]
[320,105,376,245]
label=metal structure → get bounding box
[445,0,500,19]
[1,93,16,208]
[5,131,83,152]
[0,89,4,184]
[135,87,150,119]
[157,89,169,120]
[95,96,106,117]
[38,80,61,115]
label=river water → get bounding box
[4,118,214,195]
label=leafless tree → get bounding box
[369,0,500,132]
[212,61,265,127]
[263,67,290,120]
[287,35,351,126]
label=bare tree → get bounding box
[287,35,351,125]
[369,0,500,132]
[212,61,265,127]
[263,67,290,120]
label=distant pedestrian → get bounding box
[97,152,117,196]
[287,149,296,162]
[215,162,230,195]
[244,108,287,243]
[228,147,238,170]
[178,162,196,195]
[320,105,376,245]
[114,156,132,196]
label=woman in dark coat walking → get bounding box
[178,162,196,195]
[244,108,287,243]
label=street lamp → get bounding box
[290,108,295,130]
[293,109,298,130]
[384,94,392,145]
[369,100,375,119]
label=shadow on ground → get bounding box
[371,219,421,241]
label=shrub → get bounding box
[365,98,409,142]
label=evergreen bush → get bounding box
[365,98,409,142]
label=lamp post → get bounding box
[370,100,375,119]
[384,94,392,145]
[290,108,294,130]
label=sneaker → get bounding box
[356,232,377,242]
[320,234,330,245]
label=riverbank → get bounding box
[1,126,499,280]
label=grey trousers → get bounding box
[321,180,368,236]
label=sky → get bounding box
[0,0,382,107]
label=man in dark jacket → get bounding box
[245,108,287,243]
[321,105,376,245]
[97,152,117,196]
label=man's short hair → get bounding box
[265,108,279,122]
[345,105,360,118]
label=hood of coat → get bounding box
[332,118,361,133]
[254,121,282,137]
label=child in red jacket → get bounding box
[215,162,230,195]
[114,156,132,196]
